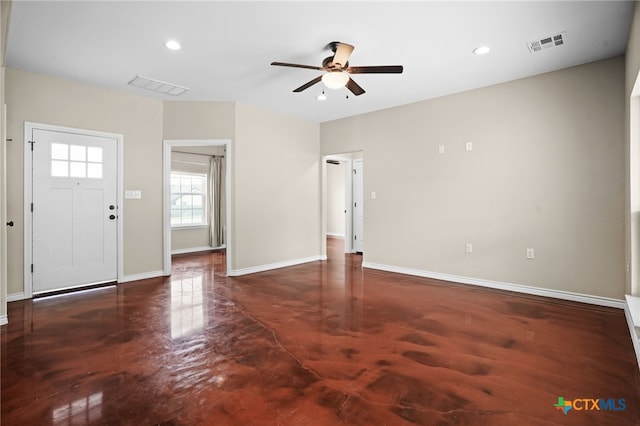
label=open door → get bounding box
[353,159,364,253]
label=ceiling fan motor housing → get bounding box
[323,56,347,70]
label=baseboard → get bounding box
[228,255,325,277]
[326,233,345,238]
[171,245,225,255]
[119,270,166,283]
[7,292,26,302]
[0,314,7,326]
[625,295,640,370]
[362,261,625,309]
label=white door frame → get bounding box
[162,139,232,275]
[23,122,124,298]
[322,154,360,256]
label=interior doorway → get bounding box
[322,151,363,257]
[163,139,232,276]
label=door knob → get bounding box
[109,205,115,210]
[109,215,116,220]
[6,221,13,227]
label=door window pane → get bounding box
[51,160,69,177]
[69,161,86,178]
[70,145,86,161]
[51,143,68,160]
[50,143,104,179]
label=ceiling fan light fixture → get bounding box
[322,71,349,89]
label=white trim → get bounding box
[172,224,209,230]
[362,261,625,309]
[119,270,166,283]
[171,245,224,255]
[0,315,6,326]
[326,232,345,238]
[7,292,26,302]
[344,158,354,253]
[24,122,124,298]
[228,255,325,277]
[163,139,232,277]
[624,296,640,370]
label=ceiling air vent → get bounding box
[127,75,189,96]
[527,32,565,53]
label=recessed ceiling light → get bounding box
[473,46,491,55]
[165,40,181,50]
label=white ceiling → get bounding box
[5,1,635,123]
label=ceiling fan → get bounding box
[271,41,403,96]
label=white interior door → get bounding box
[353,159,364,253]
[31,128,118,294]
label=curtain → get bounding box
[209,156,224,247]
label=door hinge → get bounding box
[28,140,35,151]
[354,235,357,240]
[30,264,34,273]
[353,169,356,174]
[31,203,33,212]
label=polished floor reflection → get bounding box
[2,238,640,425]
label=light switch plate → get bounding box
[125,190,142,199]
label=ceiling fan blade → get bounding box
[293,75,323,92]
[331,42,354,69]
[347,65,404,74]
[346,78,365,96]
[271,62,324,71]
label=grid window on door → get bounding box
[170,172,207,227]
[51,143,103,178]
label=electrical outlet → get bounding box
[438,145,445,154]
[526,248,535,259]
[465,142,473,151]
[465,243,473,254]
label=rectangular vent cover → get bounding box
[128,75,189,96]
[527,32,565,53]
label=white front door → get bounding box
[353,159,364,253]
[31,128,118,294]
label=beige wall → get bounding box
[163,101,235,140]
[326,161,345,236]
[172,227,210,252]
[627,1,640,296]
[5,68,164,294]
[322,56,625,299]
[233,102,320,271]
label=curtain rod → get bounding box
[172,150,225,158]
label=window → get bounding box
[170,172,207,227]
[51,143,103,178]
